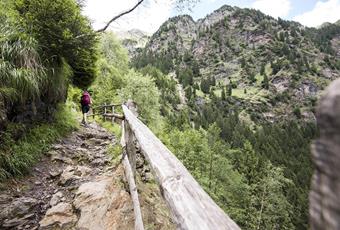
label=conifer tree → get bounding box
[262,73,269,89]
[221,87,226,100]
[227,84,232,96]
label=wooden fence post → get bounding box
[124,120,137,177]
[310,79,340,230]
[121,120,144,230]
[103,103,107,121]
[112,105,115,124]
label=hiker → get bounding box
[80,90,91,124]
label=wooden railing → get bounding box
[121,104,240,230]
[90,103,240,230]
[90,103,124,121]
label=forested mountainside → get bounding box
[133,5,340,121]
[128,5,340,230]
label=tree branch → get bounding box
[96,0,145,33]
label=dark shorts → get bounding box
[82,105,90,114]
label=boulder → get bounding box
[0,197,38,220]
[49,192,63,207]
[2,213,34,228]
[73,175,133,229]
[59,166,80,186]
[39,203,77,229]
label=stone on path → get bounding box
[39,203,77,229]
[74,173,133,230]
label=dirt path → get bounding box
[0,122,134,229]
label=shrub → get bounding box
[0,104,78,182]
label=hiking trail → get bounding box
[0,122,134,229]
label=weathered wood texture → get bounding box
[122,105,240,230]
[124,120,137,177]
[121,121,144,230]
[310,79,340,230]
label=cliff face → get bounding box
[134,5,340,121]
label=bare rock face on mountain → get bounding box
[116,29,150,57]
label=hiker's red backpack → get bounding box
[81,91,91,106]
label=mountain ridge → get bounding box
[133,4,340,122]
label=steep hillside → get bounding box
[133,5,340,121]
[130,5,340,230]
[115,29,150,57]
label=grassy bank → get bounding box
[0,104,79,182]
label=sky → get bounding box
[82,0,340,33]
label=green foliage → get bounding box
[118,70,161,123]
[293,107,302,118]
[95,118,122,139]
[0,0,98,129]
[306,22,340,54]
[200,77,216,94]
[90,5,335,229]
[15,0,98,89]
[0,104,78,182]
[262,74,269,89]
[107,144,122,165]
[91,33,129,106]
[0,12,47,104]
[227,84,232,96]
[99,32,129,71]
[221,87,226,100]
[139,65,180,116]
[185,95,315,229]
[177,67,194,87]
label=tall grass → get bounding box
[0,20,47,104]
[0,104,79,182]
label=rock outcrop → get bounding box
[310,79,340,229]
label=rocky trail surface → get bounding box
[0,122,135,229]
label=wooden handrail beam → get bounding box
[92,104,121,109]
[122,105,240,230]
[89,113,124,120]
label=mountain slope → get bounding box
[133,5,340,121]
[115,29,150,57]
[130,5,340,229]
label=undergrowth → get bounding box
[0,104,78,182]
[94,117,122,138]
[94,117,122,165]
